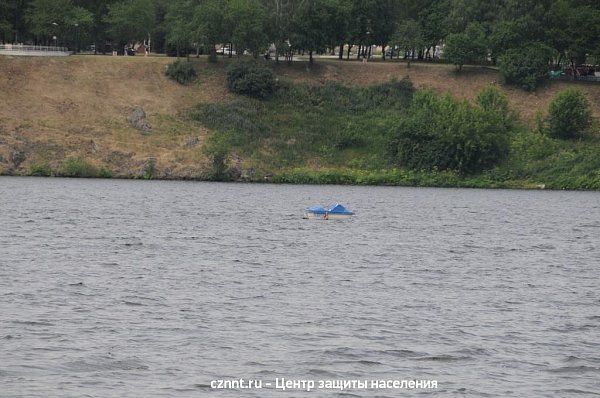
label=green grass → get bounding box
[189,78,413,171]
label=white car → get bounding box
[219,47,236,55]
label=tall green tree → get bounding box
[418,0,450,59]
[370,0,399,60]
[262,0,297,62]
[291,0,339,64]
[165,0,196,57]
[391,19,425,67]
[0,1,13,43]
[25,0,92,48]
[226,0,269,57]
[444,22,487,71]
[105,0,156,47]
[193,0,226,61]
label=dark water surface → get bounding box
[1,177,599,397]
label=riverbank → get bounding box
[0,55,598,189]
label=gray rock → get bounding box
[128,106,152,133]
[186,136,200,147]
[10,150,25,167]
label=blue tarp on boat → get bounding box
[306,203,354,215]
[327,203,353,215]
[307,206,327,214]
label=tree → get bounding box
[75,0,120,54]
[105,0,156,48]
[443,22,487,71]
[498,42,553,91]
[489,18,534,62]
[165,0,195,57]
[25,0,93,49]
[291,0,339,64]
[226,0,269,57]
[390,19,424,67]
[370,0,399,60]
[547,89,592,139]
[262,0,298,62]
[193,0,226,62]
[418,0,450,59]
[0,1,13,43]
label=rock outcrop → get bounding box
[128,106,152,133]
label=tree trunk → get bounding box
[382,43,386,60]
[367,45,371,59]
[338,43,343,60]
[228,43,232,58]
[346,44,351,60]
[357,44,362,59]
[309,50,313,64]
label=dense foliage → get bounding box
[165,59,196,84]
[390,89,512,174]
[443,23,487,71]
[498,43,554,91]
[226,60,277,99]
[547,89,592,139]
[1,0,598,81]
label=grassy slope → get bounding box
[1,55,599,188]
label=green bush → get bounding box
[29,163,53,177]
[547,89,592,139]
[226,60,276,99]
[59,157,102,178]
[142,158,156,179]
[476,85,514,130]
[390,90,512,174]
[202,134,230,181]
[498,43,553,91]
[165,60,197,85]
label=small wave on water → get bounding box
[63,355,150,373]
[12,320,55,327]
[549,365,600,374]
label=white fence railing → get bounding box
[0,44,70,53]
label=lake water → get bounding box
[1,177,599,397]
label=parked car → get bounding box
[218,47,236,55]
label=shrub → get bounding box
[547,89,592,139]
[390,90,512,174]
[498,43,553,91]
[29,163,53,177]
[202,134,230,181]
[59,157,100,178]
[226,59,276,99]
[142,158,156,179]
[476,85,514,130]
[165,60,197,85]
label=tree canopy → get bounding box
[0,0,598,73]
